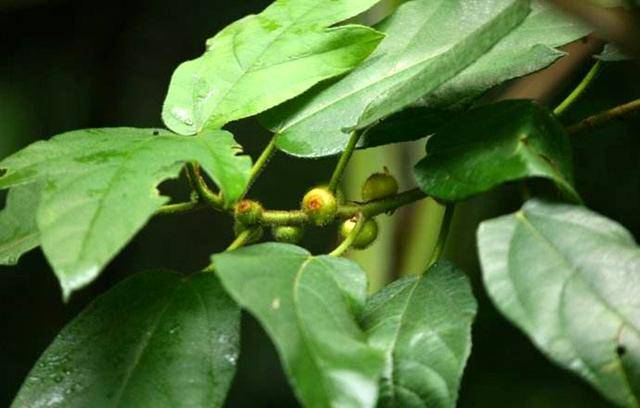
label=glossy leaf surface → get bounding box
[0,128,251,297]
[478,199,640,407]
[13,271,240,408]
[361,261,477,408]
[162,0,385,135]
[0,183,41,265]
[414,100,579,203]
[265,0,530,157]
[213,243,384,408]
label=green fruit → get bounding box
[234,222,264,244]
[340,218,379,249]
[302,187,337,226]
[234,200,263,225]
[272,225,305,244]
[362,170,399,202]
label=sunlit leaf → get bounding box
[264,0,529,157]
[162,0,385,135]
[0,128,251,297]
[266,0,590,157]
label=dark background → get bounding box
[1,1,638,406]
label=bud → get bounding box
[301,187,337,226]
[339,218,379,249]
[234,200,263,225]
[272,225,305,244]
[362,169,399,202]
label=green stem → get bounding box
[260,188,427,226]
[156,201,206,216]
[568,97,640,134]
[226,229,252,252]
[426,204,454,269]
[261,210,308,226]
[328,131,361,193]
[330,214,365,257]
[339,188,427,219]
[187,163,225,210]
[241,135,278,199]
[554,61,602,117]
[202,229,253,272]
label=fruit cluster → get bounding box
[233,169,399,250]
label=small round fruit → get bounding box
[234,222,264,244]
[301,187,337,226]
[362,170,399,202]
[272,225,305,244]
[340,218,379,249]
[234,200,263,225]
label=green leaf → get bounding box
[162,0,385,135]
[416,0,591,109]
[414,100,579,203]
[361,261,477,408]
[213,243,385,408]
[264,0,531,157]
[0,128,251,298]
[477,199,640,407]
[359,107,451,149]
[0,183,41,265]
[266,0,592,157]
[12,270,240,408]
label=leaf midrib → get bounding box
[198,1,335,128]
[292,257,333,405]
[279,0,515,134]
[111,284,180,407]
[516,212,640,340]
[69,137,162,268]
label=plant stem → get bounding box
[426,204,454,269]
[156,201,206,216]
[339,188,427,219]
[241,135,278,199]
[187,163,225,210]
[226,229,252,252]
[568,97,640,134]
[330,214,365,257]
[553,61,602,116]
[202,229,253,272]
[328,131,361,193]
[261,210,308,226]
[260,188,427,226]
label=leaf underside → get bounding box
[12,271,240,408]
[162,0,385,135]
[265,0,590,157]
[0,128,251,298]
[478,199,640,407]
[213,243,385,408]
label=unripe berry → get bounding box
[234,222,264,244]
[234,200,263,225]
[340,218,379,249]
[362,169,399,202]
[302,187,337,226]
[272,225,304,244]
